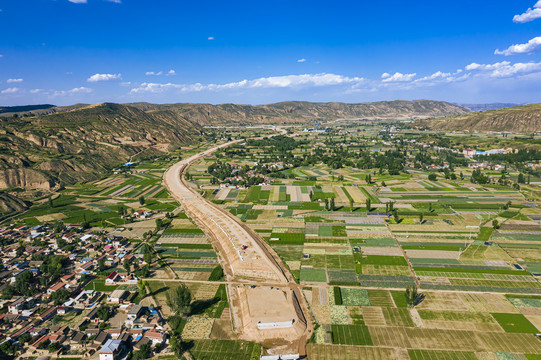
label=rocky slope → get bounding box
[416,104,541,133]
[0,193,31,214]
[0,103,203,192]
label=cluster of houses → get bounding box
[0,223,170,359]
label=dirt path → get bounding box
[163,130,312,356]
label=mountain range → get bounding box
[0,98,487,215]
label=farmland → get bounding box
[7,123,541,359]
[184,125,541,358]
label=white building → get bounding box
[99,339,124,360]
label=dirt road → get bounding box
[163,132,312,357]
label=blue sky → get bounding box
[1,0,541,105]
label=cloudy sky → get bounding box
[1,0,541,105]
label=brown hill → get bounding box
[415,104,541,133]
[127,100,468,125]
[0,102,203,191]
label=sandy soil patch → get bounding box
[215,188,230,201]
[417,292,469,311]
[345,186,366,203]
[524,314,541,331]
[182,317,215,339]
[333,187,350,204]
[362,247,402,256]
[36,213,66,222]
[461,293,518,313]
[312,305,331,324]
[406,249,460,259]
[362,306,386,326]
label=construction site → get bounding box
[163,140,312,358]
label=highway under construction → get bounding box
[163,136,312,358]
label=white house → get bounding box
[99,339,124,360]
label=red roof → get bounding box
[106,271,118,280]
[145,330,164,339]
[49,282,65,292]
[31,335,49,348]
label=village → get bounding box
[0,214,170,360]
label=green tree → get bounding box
[135,343,152,359]
[405,284,418,308]
[137,279,147,297]
[428,173,437,181]
[208,265,224,281]
[97,306,110,321]
[324,198,329,211]
[167,316,183,334]
[166,283,192,316]
[393,209,400,223]
[366,199,371,212]
[48,342,60,353]
[51,288,70,305]
[518,173,525,184]
[19,333,32,344]
[349,198,354,212]
[139,196,145,205]
[419,213,424,224]
[48,196,54,208]
[143,251,152,265]
[330,197,335,211]
[492,219,499,229]
[53,221,66,234]
[98,258,107,272]
[123,259,132,274]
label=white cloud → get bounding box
[465,61,541,78]
[417,71,452,81]
[208,36,215,40]
[52,87,92,97]
[146,70,176,76]
[513,1,541,23]
[495,36,541,56]
[30,89,43,94]
[68,0,88,3]
[70,86,92,93]
[1,87,19,94]
[297,58,307,63]
[106,0,121,3]
[381,72,417,82]
[131,73,366,94]
[87,73,121,82]
[465,61,511,71]
[7,78,23,83]
[0,54,3,58]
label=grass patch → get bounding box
[340,288,370,306]
[491,313,539,333]
[300,268,327,282]
[331,324,373,345]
